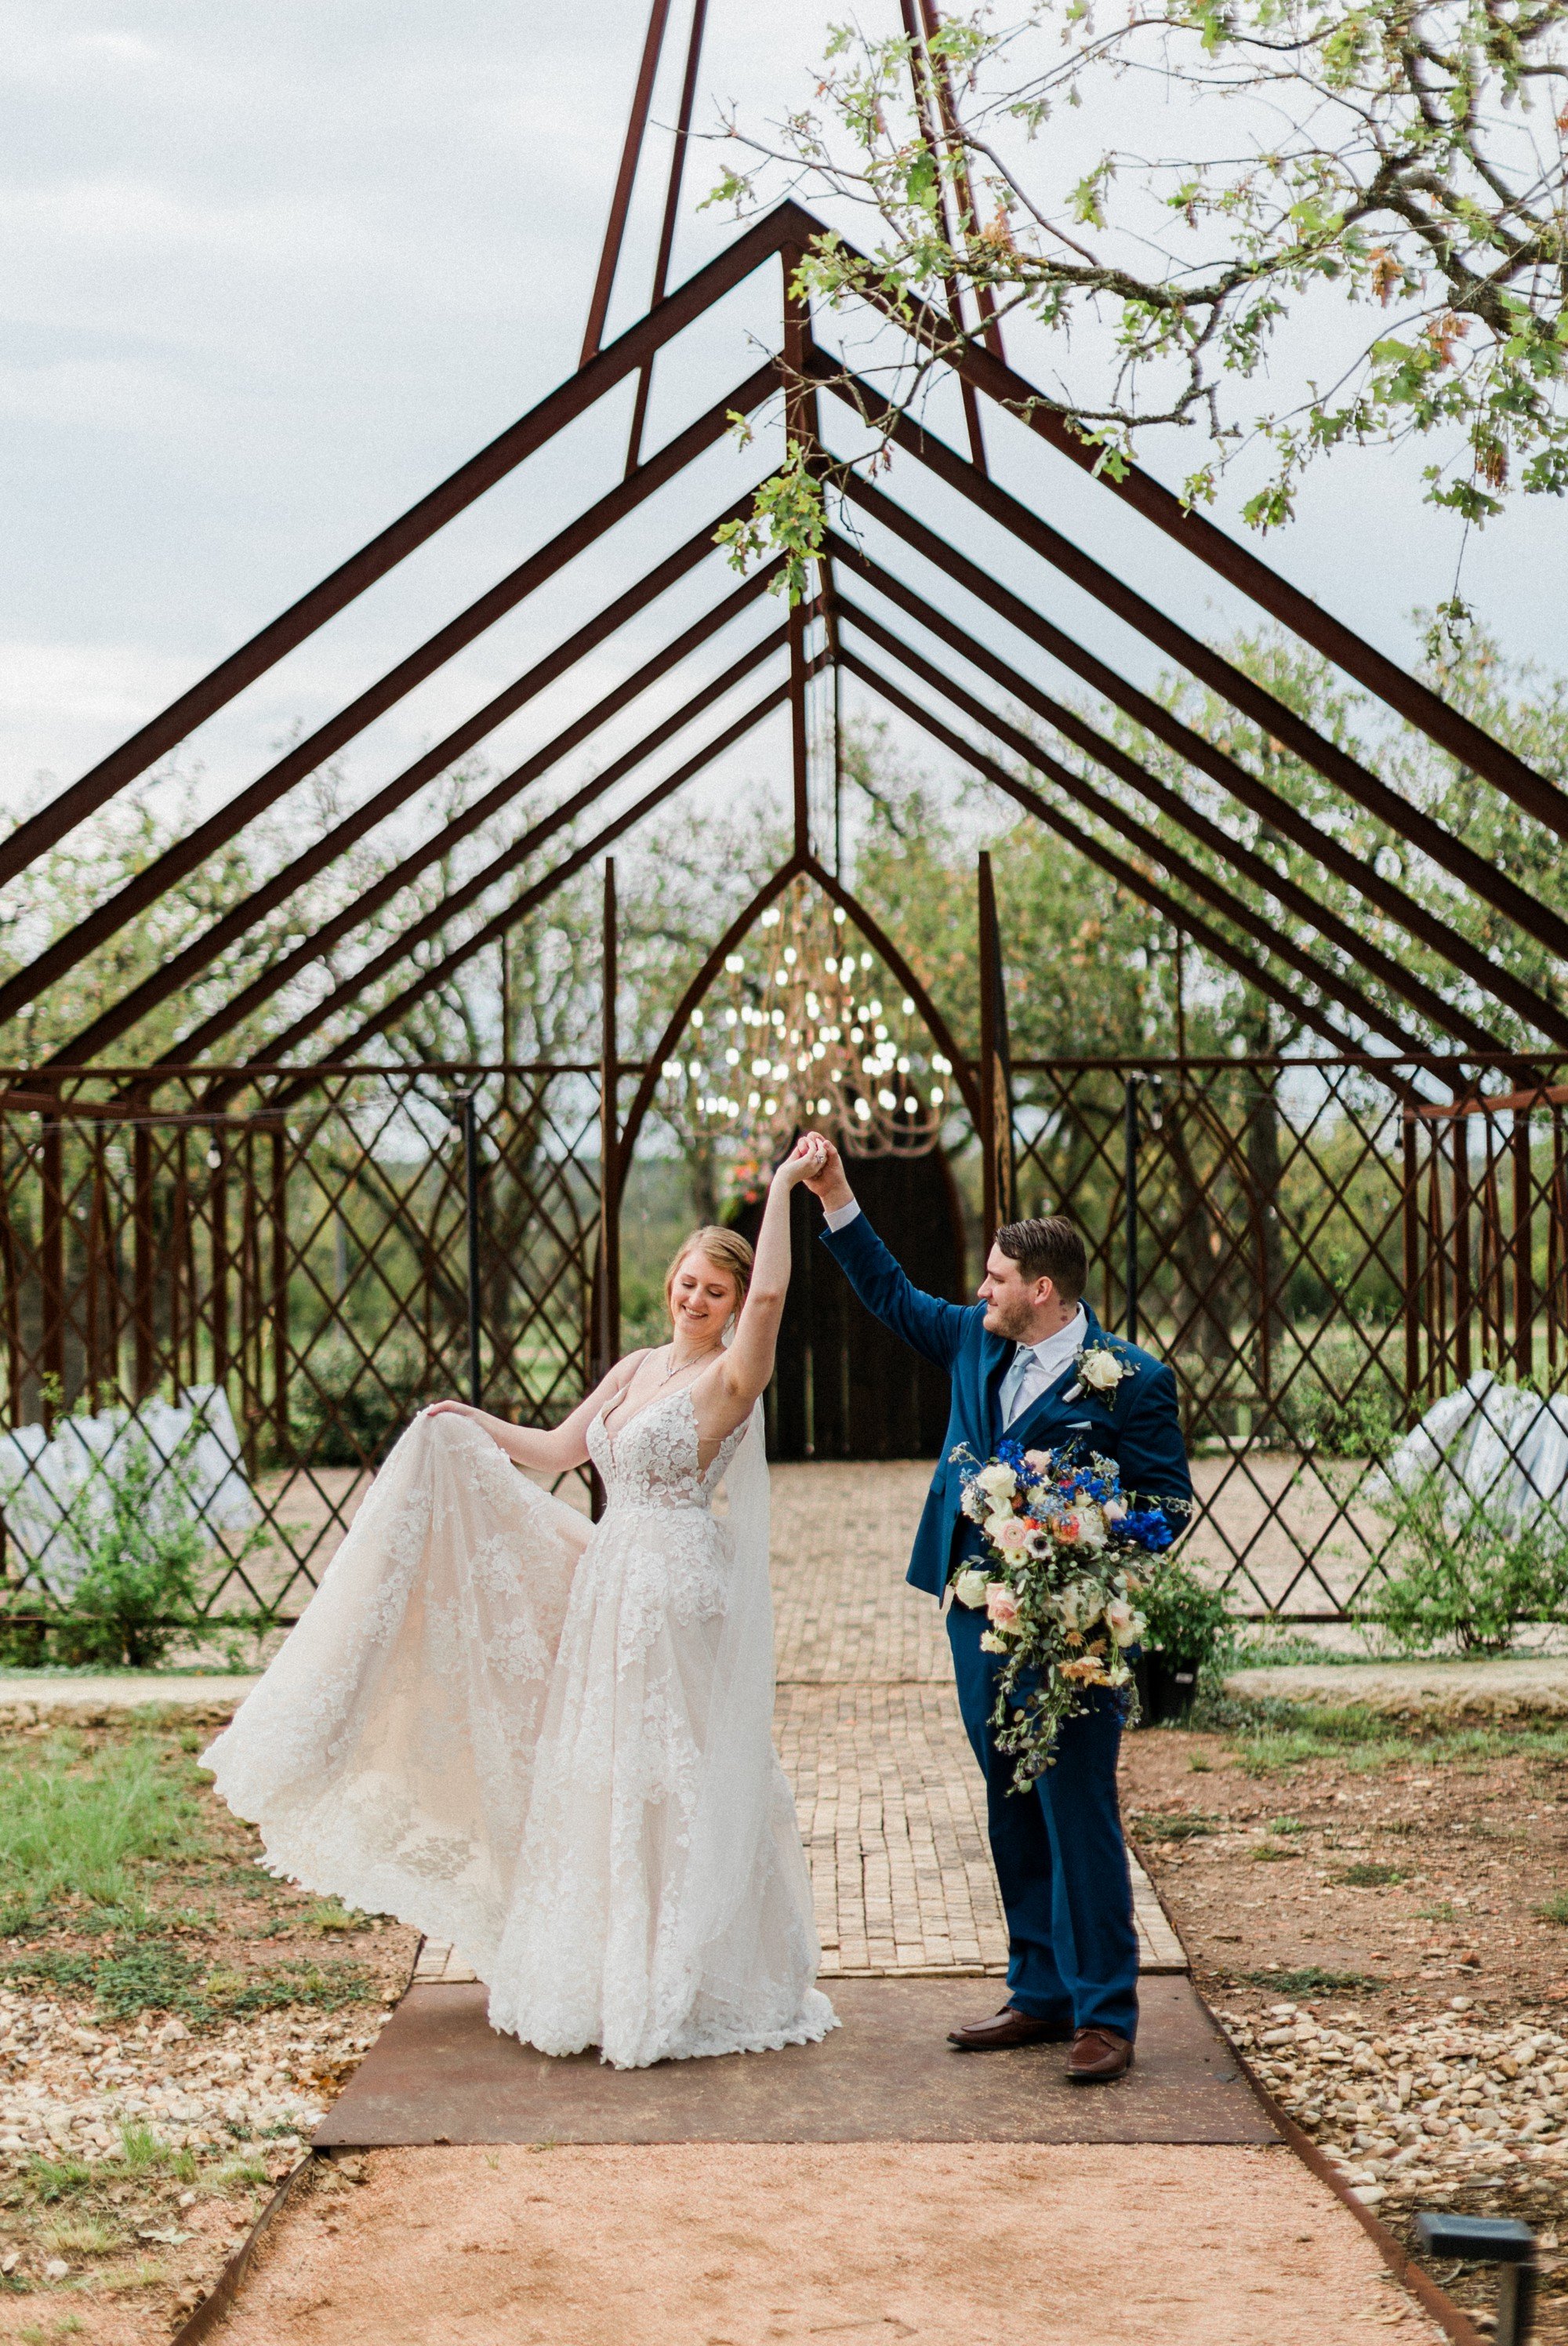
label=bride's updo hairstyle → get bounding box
[665,1226,753,1324]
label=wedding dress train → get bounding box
[203,1388,837,2068]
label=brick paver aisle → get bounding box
[416,1460,1181,1988]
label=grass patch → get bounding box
[2,1936,376,2025]
[1128,1811,1220,1841]
[20,2123,199,2206]
[37,2213,125,2257]
[0,1730,213,1930]
[1338,1861,1407,1887]
[1537,1892,1568,1925]
[1252,1843,1303,1861]
[303,1899,366,1936]
[1269,1815,1306,1835]
[1238,1966,1381,1995]
[1219,1696,1568,1777]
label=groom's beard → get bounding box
[982,1298,1036,1342]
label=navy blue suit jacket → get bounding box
[821,1210,1194,1598]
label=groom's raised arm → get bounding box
[803,1138,971,1372]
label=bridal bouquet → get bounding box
[948,1438,1188,1790]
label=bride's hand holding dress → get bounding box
[202,1138,837,2069]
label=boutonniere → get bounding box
[1062,1341,1138,1406]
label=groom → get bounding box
[800,1137,1192,2083]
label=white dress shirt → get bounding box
[997,1306,1087,1427]
[822,1200,1085,1430]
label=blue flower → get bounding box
[1120,1509,1176,1552]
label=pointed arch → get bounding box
[615,853,982,1194]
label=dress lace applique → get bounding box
[203,1387,836,2069]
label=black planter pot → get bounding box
[1134,1650,1202,1726]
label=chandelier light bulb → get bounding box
[661,877,946,1174]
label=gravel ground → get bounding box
[1121,1709,1568,2336]
[0,1712,415,2341]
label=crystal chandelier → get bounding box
[658,878,953,1160]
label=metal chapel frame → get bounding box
[5,0,1568,1627]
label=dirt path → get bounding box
[218,2141,1439,2346]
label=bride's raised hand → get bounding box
[776,1134,829,1190]
[424,1398,475,1418]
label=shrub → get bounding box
[1362,1473,1568,1655]
[1140,1560,1236,1673]
[49,1437,212,1669]
[284,1330,432,1469]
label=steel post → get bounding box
[461,1094,482,1408]
[1124,1078,1141,1346]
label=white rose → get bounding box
[952,1567,990,1610]
[1080,1349,1126,1393]
[1056,1578,1101,1632]
[976,1462,1018,1501]
[1074,1503,1108,1550]
[1104,1597,1138,1641]
[984,1511,1016,1546]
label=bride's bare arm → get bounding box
[426,1353,644,1472]
[701,1136,827,1432]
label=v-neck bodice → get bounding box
[587,1383,746,1513]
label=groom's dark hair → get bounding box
[996,1215,1087,1302]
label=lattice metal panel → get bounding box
[0,1066,601,1625]
[1009,1058,1416,1618]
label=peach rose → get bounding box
[992,1516,1030,1556]
[985,1582,1022,1629]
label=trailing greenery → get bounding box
[713,0,1568,563]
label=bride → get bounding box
[203,1135,837,2069]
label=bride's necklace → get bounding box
[660,1341,719,1382]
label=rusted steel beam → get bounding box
[582,0,674,367]
[40,1110,65,1430]
[0,209,809,888]
[49,481,776,1066]
[816,352,1568,963]
[246,634,798,1076]
[13,369,782,1043]
[829,481,1568,1051]
[287,677,800,1083]
[597,861,621,1382]
[152,575,788,1074]
[843,651,1361,1058]
[895,0,986,469]
[839,645,1414,1054]
[916,0,1004,361]
[626,0,711,474]
[835,573,1500,1056]
[809,223,1564,828]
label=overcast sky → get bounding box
[4,0,1565,838]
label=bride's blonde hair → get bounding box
[664,1226,753,1322]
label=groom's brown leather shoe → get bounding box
[947,2006,1073,2051]
[1066,2025,1134,2082]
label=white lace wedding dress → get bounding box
[203,1388,836,2069]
